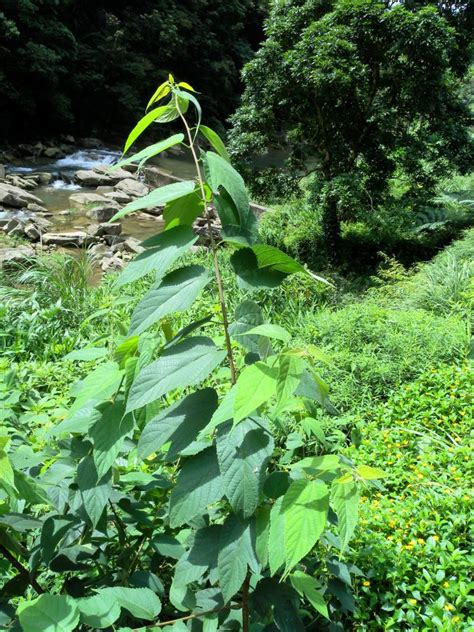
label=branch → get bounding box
[0,543,45,595]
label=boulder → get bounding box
[1,218,23,234]
[42,231,97,247]
[104,191,131,204]
[116,178,149,198]
[0,246,35,268]
[89,243,110,259]
[0,165,5,179]
[87,222,122,238]
[94,165,131,184]
[80,138,104,149]
[24,223,41,241]
[27,202,48,213]
[43,146,63,158]
[69,192,109,208]
[101,255,125,272]
[0,183,43,208]
[104,235,126,247]
[31,172,52,184]
[96,185,115,194]
[123,237,144,254]
[86,205,119,222]
[75,170,112,187]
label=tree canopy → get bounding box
[230,0,474,253]
[0,0,266,140]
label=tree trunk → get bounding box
[321,193,342,262]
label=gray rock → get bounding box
[89,243,110,258]
[75,170,112,187]
[0,183,43,208]
[95,165,131,184]
[24,223,41,241]
[31,172,52,185]
[42,231,97,247]
[27,202,48,213]
[87,222,121,238]
[0,246,35,267]
[101,255,125,272]
[96,185,115,193]
[104,191,131,204]
[44,146,63,158]
[104,235,126,247]
[86,205,119,222]
[0,165,5,179]
[116,178,149,198]
[5,175,37,190]
[69,192,109,208]
[8,224,25,238]
[80,138,104,149]
[123,237,144,253]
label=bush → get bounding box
[344,363,474,630]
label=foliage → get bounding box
[345,362,474,630]
[230,0,474,255]
[0,83,375,631]
[0,1,266,139]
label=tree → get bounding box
[229,0,474,256]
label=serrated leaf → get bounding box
[18,594,80,632]
[234,362,278,422]
[129,265,210,336]
[356,465,387,480]
[282,479,329,575]
[116,225,197,288]
[245,324,291,343]
[69,361,123,413]
[197,385,236,439]
[290,571,329,619]
[77,457,111,528]
[169,447,223,527]
[216,418,274,518]
[111,180,195,221]
[163,190,204,228]
[331,482,359,555]
[291,455,340,473]
[127,337,226,413]
[90,401,134,478]
[276,354,304,408]
[229,300,271,357]
[78,594,121,629]
[268,496,285,575]
[173,525,221,587]
[255,505,271,568]
[96,587,161,621]
[217,514,256,603]
[138,388,218,461]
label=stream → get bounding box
[6,147,197,241]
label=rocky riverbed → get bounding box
[0,140,219,273]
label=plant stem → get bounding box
[135,603,240,629]
[242,573,250,632]
[177,101,237,384]
[0,544,45,595]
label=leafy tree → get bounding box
[229,0,474,256]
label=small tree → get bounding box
[229,0,473,255]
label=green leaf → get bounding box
[112,134,183,171]
[110,180,196,221]
[0,450,15,493]
[245,324,291,344]
[197,385,237,439]
[146,80,171,111]
[205,151,249,215]
[78,594,121,629]
[230,248,287,291]
[290,571,329,619]
[163,190,204,229]
[295,371,338,415]
[64,347,108,361]
[234,362,278,422]
[138,388,218,461]
[90,401,134,478]
[176,89,201,130]
[281,479,329,575]
[114,336,139,368]
[69,361,123,413]
[97,587,161,621]
[216,418,274,518]
[255,505,271,568]
[169,447,223,527]
[200,125,230,162]
[291,455,340,473]
[252,244,306,274]
[173,525,220,587]
[124,105,171,154]
[331,482,359,555]
[356,465,387,480]
[116,226,197,288]
[276,354,305,408]
[268,496,285,576]
[77,456,111,528]
[127,337,226,413]
[18,594,80,632]
[229,300,270,357]
[129,265,211,336]
[217,514,257,603]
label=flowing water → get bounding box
[5,147,196,240]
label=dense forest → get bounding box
[0,1,473,631]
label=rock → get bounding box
[8,224,25,238]
[42,231,97,247]
[5,175,37,190]
[104,235,126,247]
[123,237,144,253]
[96,185,115,193]
[32,215,52,230]
[0,183,43,208]
[87,222,121,238]
[24,223,41,241]
[63,135,75,144]
[0,246,35,267]
[101,255,125,272]
[1,218,22,234]
[75,170,112,187]
[142,207,163,217]
[104,191,131,204]
[43,146,63,158]
[89,244,110,258]
[27,202,48,213]
[0,165,5,179]
[94,165,131,184]
[116,178,149,198]
[31,172,52,185]
[69,192,109,208]
[86,205,119,222]
[80,138,104,149]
